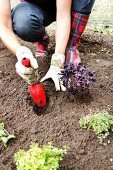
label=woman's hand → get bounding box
[16,46,38,85]
[40,54,66,91]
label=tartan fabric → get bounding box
[66,47,81,65]
[35,35,49,59]
[66,12,89,64]
[68,12,89,47]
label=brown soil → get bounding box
[0,29,113,170]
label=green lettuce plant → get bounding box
[14,142,67,170]
[79,111,113,144]
[0,122,15,147]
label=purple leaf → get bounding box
[60,63,95,93]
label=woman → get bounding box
[0,0,95,91]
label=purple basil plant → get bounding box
[60,63,95,93]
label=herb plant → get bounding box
[60,63,95,93]
[14,142,67,170]
[79,111,113,143]
[0,122,15,147]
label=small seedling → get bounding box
[90,53,97,58]
[91,24,113,35]
[0,122,15,147]
[79,111,113,144]
[95,59,100,63]
[14,142,67,170]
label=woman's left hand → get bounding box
[40,54,66,91]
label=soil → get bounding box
[0,28,113,170]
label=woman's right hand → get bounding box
[15,46,38,85]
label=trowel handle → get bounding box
[21,58,30,67]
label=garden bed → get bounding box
[0,29,113,170]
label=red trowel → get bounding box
[21,58,46,107]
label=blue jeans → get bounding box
[72,0,95,14]
[12,0,95,42]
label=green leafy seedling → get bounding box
[79,111,113,144]
[14,142,67,170]
[0,122,15,147]
[91,24,113,35]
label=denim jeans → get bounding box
[72,0,95,14]
[12,0,95,42]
